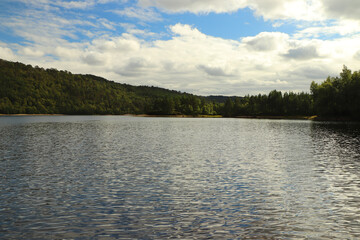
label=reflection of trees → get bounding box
[311,122,360,164]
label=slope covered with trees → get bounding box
[0,59,219,115]
[1,59,359,120]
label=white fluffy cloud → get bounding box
[246,0,323,21]
[6,23,359,95]
[0,46,16,61]
[137,0,323,21]
[2,0,360,96]
[137,0,360,22]
[136,0,360,40]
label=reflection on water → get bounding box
[0,116,360,239]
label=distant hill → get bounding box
[0,59,221,115]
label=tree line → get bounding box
[0,59,359,120]
[310,66,360,120]
[220,91,313,117]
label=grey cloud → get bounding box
[291,65,333,80]
[115,71,140,77]
[322,0,360,20]
[283,45,321,60]
[115,57,149,77]
[244,34,280,51]
[126,57,148,69]
[246,41,276,51]
[162,61,175,71]
[197,65,230,77]
[82,53,104,65]
[354,50,360,60]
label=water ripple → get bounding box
[1,116,360,239]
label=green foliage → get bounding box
[219,91,313,117]
[1,59,359,120]
[216,66,358,120]
[0,59,219,115]
[311,66,360,119]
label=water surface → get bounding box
[1,116,360,239]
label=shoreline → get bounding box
[234,115,315,120]
[0,114,358,122]
[132,114,223,118]
[0,114,66,116]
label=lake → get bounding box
[1,116,360,239]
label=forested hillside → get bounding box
[1,59,359,120]
[0,59,220,115]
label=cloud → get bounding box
[322,0,360,21]
[5,22,360,95]
[98,18,116,31]
[55,0,96,9]
[2,0,360,96]
[261,79,288,86]
[82,52,106,65]
[136,0,358,22]
[19,47,45,57]
[90,36,141,52]
[97,0,116,3]
[197,65,230,77]
[136,0,360,38]
[246,0,323,21]
[283,45,322,60]
[115,57,152,76]
[137,0,323,21]
[243,32,289,51]
[1,9,98,46]
[14,0,360,25]
[354,51,360,60]
[137,0,247,14]
[13,0,96,10]
[0,46,16,61]
[53,46,83,60]
[170,23,205,38]
[295,20,360,38]
[112,7,162,22]
[290,65,335,79]
[18,0,113,10]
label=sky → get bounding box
[1,0,360,96]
